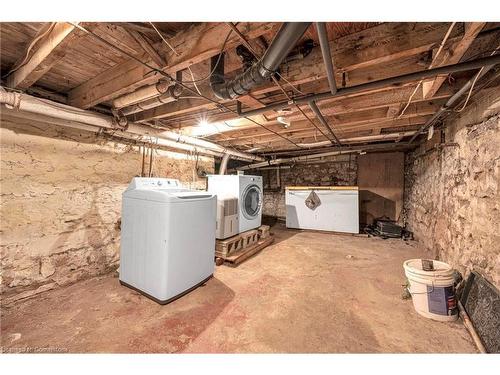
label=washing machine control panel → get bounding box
[129,177,181,190]
[247,176,261,183]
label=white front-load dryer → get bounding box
[207,174,263,234]
[238,175,263,232]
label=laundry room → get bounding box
[1,8,500,365]
[1,117,214,301]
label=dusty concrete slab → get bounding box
[1,225,476,353]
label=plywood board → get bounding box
[357,152,404,225]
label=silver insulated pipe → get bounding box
[211,22,311,100]
[218,153,231,175]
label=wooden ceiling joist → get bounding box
[236,118,431,151]
[126,30,166,68]
[2,21,498,153]
[129,54,426,124]
[68,22,275,109]
[422,22,486,99]
[130,22,470,123]
[210,100,444,147]
[6,22,79,89]
[193,85,455,140]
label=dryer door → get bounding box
[241,184,262,220]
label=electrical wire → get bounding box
[454,68,483,112]
[148,22,177,56]
[3,22,56,79]
[275,72,305,95]
[455,43,500,112]
[225,22,304,97]
[69,22,300,148]
[149,22,201,95]
[398,22,456,118]
[225,22,333,145]
[150,21,233,85]
[272,66,334,143]
[188,68,203,95]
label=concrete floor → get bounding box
[1,225,476,353]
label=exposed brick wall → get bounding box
[403,86,500,288]
[0,115,214,304]
[260,154,358,218]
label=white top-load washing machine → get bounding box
[207,174,263,234]
[120,177,216,304]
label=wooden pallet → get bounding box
[215,225,270,258]
[215,225,272,266]
[215,229,259,258]
[221,236,274,267]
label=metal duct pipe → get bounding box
[218,153,231,175]
[308,100,341,145]
[258,166,291,170]
[236,140,419,170]
[0,90,264,162]
[408,61,498,143]
[112,80,175,109]
[262,139,415,158]
[211,22,311,100]
[237,149,357,171]
[297,131,416,148]
[316,22,337,95]
[238,54,500,117]
[344,131,416,143]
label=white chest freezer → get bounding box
[285,186,359,234]
[120,177,216,304]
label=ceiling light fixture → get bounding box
[277,116,291,128]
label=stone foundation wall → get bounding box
[403,87,500,287]
[261,154,358,218]
[0,115,214,304]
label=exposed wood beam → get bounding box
[238,94,266,110]
[230,116,431,150]
[68,22,275,109]
[126,30,166,68]
[171,83,453,136]
[211,100,444,146]
[422,22,486,99]
[331,22,465,72]
[199,86,454,140]
[249,129,421,152]
[6,22,80,89]
[132,22,471,123]
[293,125,423,143]
[107,22,175,38]
[237,95,269,123]
[132,54,428,123]
[162,78,459,134]
[224,117,432,148]
[386,104,401,118]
